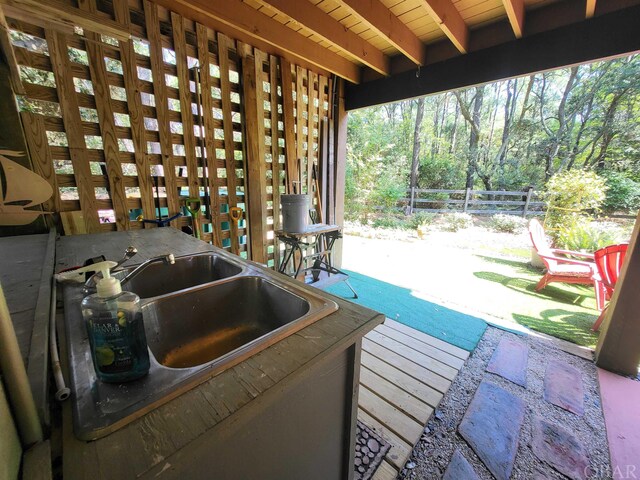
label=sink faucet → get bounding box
[120,253,175,286]
[83,253,175,294]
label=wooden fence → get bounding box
[406,188,545,216]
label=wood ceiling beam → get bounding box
[151,0,360,83]
[420,0,469,53]
[346,4,640,109]
[586,0,597,17]
[0,0,131,41]
[502,0,525,38]
[339,0,426,66]
[0,7,24,94]
[254,0,389,75]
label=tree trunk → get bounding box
[455,87,485,189]
[410,97,425,189]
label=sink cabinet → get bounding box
[56,228,383,480]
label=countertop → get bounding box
[0,231,55,426]
[56,228,384,479]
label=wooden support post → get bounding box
[280,57,297,194]
[295,66,306,193]
[523,188,533,217]
[113,0,156,225]
[241,50,268,264]
[144,1,181,218]
[46,30,100,233]
[319,118,329,224]
[463,188,471,213]
[172,12,199,201]
[80,0,129,231]
[333,79,347,268]
[196,23,222,247]
[269,54,282,267]
[307,70,317,197]
[218,33,241,255]
[327,77,336,225]
[595,212,640,376]
[409,186,415,214]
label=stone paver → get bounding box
[544,360,584,416]
[532,416,589,480]
[486,337,528,387]
[459,381,525,480]
[442,449,479,480]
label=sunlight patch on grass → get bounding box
[472,254,600,348]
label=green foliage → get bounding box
[440,213,473,232]
[370,176,405,211]
[601,171,640,213]
[488,214,528,233]
[417,156,465,189]
[558,222,623,252]
[407,211,436,229]
[544,170,607,240]
[371,214,404,229]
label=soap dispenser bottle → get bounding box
[80,261,150,382]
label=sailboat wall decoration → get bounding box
[0,149,53,226]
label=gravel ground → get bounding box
[400,326,610,480]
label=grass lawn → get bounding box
[340,229,601,348]
[471,255,599,347]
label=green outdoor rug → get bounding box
[326,270,487,351]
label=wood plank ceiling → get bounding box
[150,0,620,85]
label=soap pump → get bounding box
[79,261,150,383]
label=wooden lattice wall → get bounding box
[7,0,330,265]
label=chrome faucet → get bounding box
[83,253,175,295]
[121,253,175,286]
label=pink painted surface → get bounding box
[598,368,640,479]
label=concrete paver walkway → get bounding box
[445,336,593,480]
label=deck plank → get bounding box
[384,318,470,360]
[372,459,398,480]
[361,350,443,408]
[359,386,424,445]
[362,338,451,394]
[375,323,466,369]
[360,367,433,424]
[358,323,465,479]
[365,330,459,380]
[358,408,413,472]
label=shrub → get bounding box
[488,214,528,233]
[558,222,624,252]
[440,213,473,232]
[601,171,640,213]
[371,214,403,229]
[370,176,405,212]
[544,170,607,241]
[406,211,436,230]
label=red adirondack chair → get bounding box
[591,243,628,331]
[528,219,604,311]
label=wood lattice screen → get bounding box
[7,0,330,266]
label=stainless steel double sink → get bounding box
[62,249,338,440]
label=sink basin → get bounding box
[143,277,310,368]
[62,247,339,440]
[124,252,243,299]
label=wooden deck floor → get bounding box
[357,319,469,480]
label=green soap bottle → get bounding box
[80,261,150,382]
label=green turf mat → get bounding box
[326,270,487,351]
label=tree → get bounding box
[409,98,425,189]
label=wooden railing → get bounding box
[405,188,546,216]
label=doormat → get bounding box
[326,270,487,351]
[355,420,391,480]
